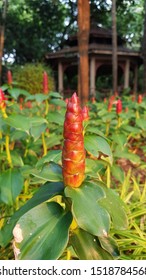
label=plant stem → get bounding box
[42,132,47,156]
[106,164,111,188]
[5,134,13,168]
[67,249,71,260]
[45,99,49,116]
[117,115,121,128]
[105,120,110,136]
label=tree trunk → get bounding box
[112,0,118,95]
[77,0,90,105]
[142,0,146,94]
[0,0,8,85]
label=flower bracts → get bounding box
[62,93,86,188]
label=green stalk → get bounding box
[45,99,49,116]
[42,132,47,156]
[106,164,111,188]
[117,115,121,128]
[105,120,110,136]
[5,134,13,168]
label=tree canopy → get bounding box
[2,0,145,65]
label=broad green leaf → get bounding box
[114,149,140,164]
[11,130,28,141]
[85,158,106,178]
[26,93,48,102]
[111,133,127,147]
[84,135,112,158]
[50,98,66,107]
[136,118,146,130]
[31,162,63,182]
[98,186,128,230]
[36,150,62,168]
[0,182,64,247]
[85,126,108,139]
[84,135,99,157]
[13,202,72,260]
[0,168,24,206]
[8,88,30,99]
[4,115,31,134]
[111,165,125,183]
[45,133,62,149]
[65,181,110,237]
[11,151,24,167]
[98,235,120,258]
[49,91,62,98]
[47,112,65,125]
[71,228,113,260]
[30,123,47,141]
[123,125,141,134]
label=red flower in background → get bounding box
[137,94,142,104]
[7,70,12,86]
[116,99,122,114]
[62,92,85,188]
[0,88,7,109]
[43,71,49,94]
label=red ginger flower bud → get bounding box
[62,92,85,188]
[82,106,89,121]
[137,94,142,104]
[116,99,122,114]
[0,88,7,109]
[43,71,48,94]
[7,70,12,86]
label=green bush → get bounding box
[12,63,55,94]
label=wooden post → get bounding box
[133,64,138,93]
[58,62,63,95]
[124,59,130,89]
[112,0,118,95]
[77,0,90,105]
[90,56,96,97]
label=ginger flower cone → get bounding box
[62,92,86,188]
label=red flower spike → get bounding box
[7,70,12,85]
[0,88,7,109]
[116,99,122,114]
[62,92,85,188]
[138,94,142,104]
[82,106,89,121]
[43,71,48,94]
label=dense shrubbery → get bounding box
[0,77,146,259]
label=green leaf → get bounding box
[50,98,66,107]
[8,88,30,99]
[111,165,124,183]
[136,118,146,130]
[0,182,64,247]
[30,123,47,141]
[36,150,62,168]
[4,115,31,134]
[85,158,106,178]
[71,228,113,260]
[49,91,62,99]
[98,186,128,230]
[26,93,48,102]
[98,235,120,258]
[47,112,65,125]
[84,135,112,158]
[13,202,72,260]
[31,162,63,182]
[65,181,110,237]
[85,126,108,140]
[45,133,62,149]
[0,168,24,206]
[114,149,140,164]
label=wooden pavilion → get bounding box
[45,25,143,97]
